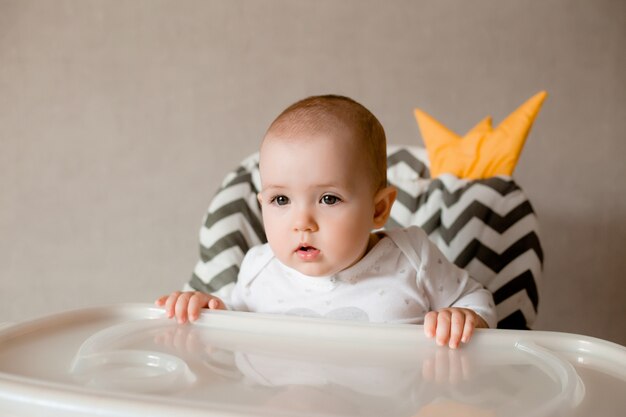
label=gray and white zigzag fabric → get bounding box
[186,145,543,329]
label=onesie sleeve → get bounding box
[407,226,497,329]
[224,244,274,312]
[223,246,260,312]
[226,280,249,312]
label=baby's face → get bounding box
[258,128,377,277]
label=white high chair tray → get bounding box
[0,304,624,417]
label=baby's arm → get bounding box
[155,291,226,324]
[156,245,265,323]
[423,308,488,349]
[402,227,496,349]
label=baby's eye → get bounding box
[271,195,290,206]
[320,194,341,205]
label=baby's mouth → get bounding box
[296,245,320,260]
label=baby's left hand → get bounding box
[424,308,488,349]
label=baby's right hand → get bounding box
[155,291,226,324]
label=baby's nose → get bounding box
[293,208,318,232]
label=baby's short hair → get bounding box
[266,95,388,191]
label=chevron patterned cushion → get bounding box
[187,145,543,329]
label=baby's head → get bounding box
[265,95,388,192]
[258,95,397,277]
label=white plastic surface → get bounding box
[0,304,624,417]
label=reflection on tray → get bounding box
[69,317,584,417]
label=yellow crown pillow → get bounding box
[414,91,547,179]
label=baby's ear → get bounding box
[372,186,397,229]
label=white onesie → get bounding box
[227,226,497,328]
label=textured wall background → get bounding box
[1,0,624,345]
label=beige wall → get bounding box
[1,0,624,345]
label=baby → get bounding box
[157,95,496,349]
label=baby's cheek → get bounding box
[328,233,365,266]
[265,226,291,257]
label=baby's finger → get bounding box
[461,312,476,344]
[448,309,465,349]
[164,292,182,318]
[154,295,168,306]
[435,310,452,346]
[424,311,438,338]
[188,293,209,321]
[174,292,194,324]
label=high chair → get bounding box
[6,94,626,417]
